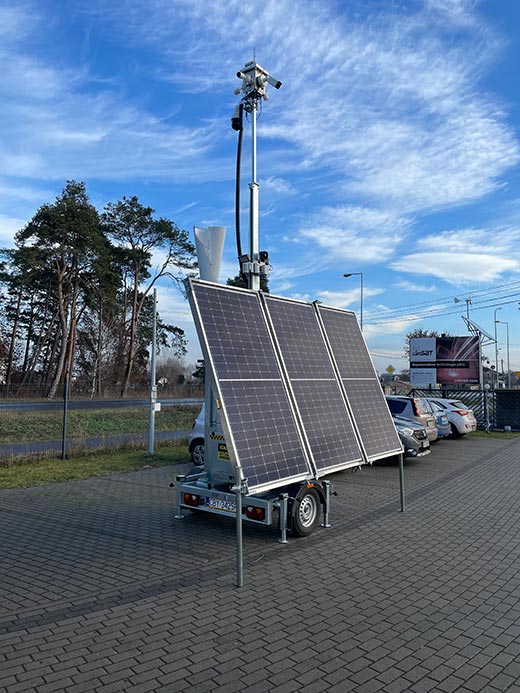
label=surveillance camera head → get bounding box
[267,75,282,89]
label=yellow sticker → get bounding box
[217,443,230,461]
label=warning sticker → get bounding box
[217,443,230,461]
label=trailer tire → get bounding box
[292,487,321,537]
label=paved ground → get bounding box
[1,435,520,692]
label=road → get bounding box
[0,397,203,412]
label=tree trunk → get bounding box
[47,273,69,399]
[5,289,22,391]
[120,282,139,398]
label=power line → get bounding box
[364,279,520,320]
[365,295,520,326]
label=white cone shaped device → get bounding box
[194,226,226,283]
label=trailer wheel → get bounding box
[292,487,321,537]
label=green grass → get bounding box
[0,405,199,443]
[472,430,520,439]
[0,441,190,490]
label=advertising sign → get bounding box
[410,336,480,386]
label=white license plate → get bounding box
[206,497,236,513]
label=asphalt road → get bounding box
[0,397,203,412]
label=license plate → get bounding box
[206,497,236,513]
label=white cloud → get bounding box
[316,287,384,309]
[395,279,437,292]
[391,252,519,282]
[261,176,298,197]
[299,205,410,263]
[75,0,518,215]
[0,214,26,246]
[417,226,520,254]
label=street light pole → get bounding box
[496,320,510,388]
[343,272,364,331]
[493,307,501,388]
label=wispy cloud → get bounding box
[299,205,411,264]
[395,279,438,292]
[315,287,385,309]
[391,252,519,283]
[0,214,27,246]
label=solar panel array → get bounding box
[317,306,402,460]
[189,279,402,493]
[264,296,363,474]
[191,283,312,491]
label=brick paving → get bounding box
[1,435,520,691]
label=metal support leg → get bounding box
[321,480,332,528]
[398,454,406,512]
[278,493,289,544]
[232,483,245,588]
[174,476,185,519]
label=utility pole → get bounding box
[493,307,501,388]
[147,288,157,455]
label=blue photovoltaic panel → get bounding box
[317,305,402,460]
[340,381,402,459]
[190,281,312,492]
[219,380,311,490]
[264,297,335,379]
[318,308,374,379]
[265,296,363,472]
[193,283,280,380]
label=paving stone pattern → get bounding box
[1,435,520,691]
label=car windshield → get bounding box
[448,400,466,409]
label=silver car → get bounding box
[188,405,205,465]
[386,395,438,442]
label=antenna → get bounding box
[233,60,282,291]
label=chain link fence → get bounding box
[411,387,520,431]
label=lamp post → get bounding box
[343,272,364,331]
[496,320,510,388]
[493,307,502,388]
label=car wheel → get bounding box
[292,487,321,537]
[449,423,463,438]
[190,440,205,466]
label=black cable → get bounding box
[235,103,244,272]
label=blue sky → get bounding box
[1,0,520,375]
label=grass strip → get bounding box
[0,405,199,443]
[471,430,520,439]
[0,441,190,490]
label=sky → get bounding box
[1,0,520,376]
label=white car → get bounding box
[188,405,205,465]
[427,398,477,437]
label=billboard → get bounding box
[410,336,480,386]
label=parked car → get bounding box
[394,416,431,458]
[386,395,438,442]
[426,398,477,437]
[429,400,451,439]
[188,405,205,465]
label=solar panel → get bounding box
[264,296,364,473]
[317,305,402,461]
[189,281,313,492]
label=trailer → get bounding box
[171,60,404,585]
